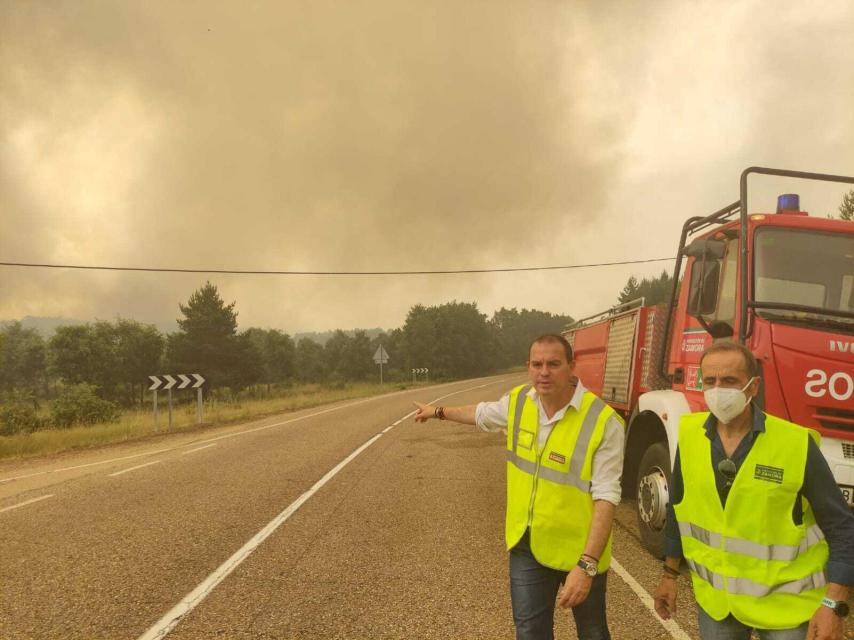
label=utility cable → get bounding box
[0,257,673,276]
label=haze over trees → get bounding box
[616,270,675,307]
[490,307,574,368]
[0,281,575,433]
[838,189,854,221]
[0,322,46,396]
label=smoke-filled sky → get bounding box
[2,1,853,333]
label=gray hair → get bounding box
[700,340,760,378]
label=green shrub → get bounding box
[0,392,41,435]
[50,383,121,428]
[326,373,347,390]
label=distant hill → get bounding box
[0,317,387,343]
[292,328,388,346]
[0,316,178,337]
[0,316,82,338]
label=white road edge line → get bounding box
[0,494,54,514]
[610,558,691,640]
[109,460,162,478]
[137,378,514,640]
[182,444,218,455]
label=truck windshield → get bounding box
[754,227,854,330]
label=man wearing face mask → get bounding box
[653,340,854,640]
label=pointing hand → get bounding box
[413,402,434,422]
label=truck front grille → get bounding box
[814,407,854,434]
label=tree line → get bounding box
[0,282,572,433]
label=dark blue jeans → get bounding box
[509,531,610,640]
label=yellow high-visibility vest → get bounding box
[505,384,621,572]
[674,411,828,629]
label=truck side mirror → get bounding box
[684,238,726,260]
[684,238,725,317]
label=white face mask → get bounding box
[704,378,756,425]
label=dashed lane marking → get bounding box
[0,446,177,484]
[108,460,162,478]
[181,444,218,455]
[0,494,54,514]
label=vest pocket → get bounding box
[517,429,535,450]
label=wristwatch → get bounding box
[821,597,850,618]
[577,557,598,578]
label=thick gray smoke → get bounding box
[1,1,852,331]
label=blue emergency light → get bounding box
[776,193,800,213]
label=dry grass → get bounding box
[0,381,415,460]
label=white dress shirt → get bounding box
[474,380,625,505]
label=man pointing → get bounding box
[414,334,625,640]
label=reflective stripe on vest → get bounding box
[505,389,606,493]
[678,521,826,563]
[674,411,829,629]
[504,384,619,572]
[685,558,827,597]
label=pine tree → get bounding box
[618,276,640,304]
[839,189,854,221]
[167,282,245,389]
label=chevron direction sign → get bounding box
[411,367,429,383]
[148,373,207,430]
[148,373,205,391]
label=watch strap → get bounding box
[577,558,597,577]
[822,597,850,617]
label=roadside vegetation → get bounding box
[0,282,566,459]
[0,380,428,459]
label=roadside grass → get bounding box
[0,381,420,460]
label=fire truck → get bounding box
[562,167,854,557]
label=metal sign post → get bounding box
[149,376,161,430]
[148,373,206,428]
[163,375,176,429]
[373,345,390,384]
[193,374,205,423]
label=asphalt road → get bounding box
[1,374,851,639]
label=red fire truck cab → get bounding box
[563,167,854,556]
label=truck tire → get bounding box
[636,441,671,558]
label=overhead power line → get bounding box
[0,257,673,276]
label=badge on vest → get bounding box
[754,464,784,484]
[548,451,566,465]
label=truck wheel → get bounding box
[636,441,671,558]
